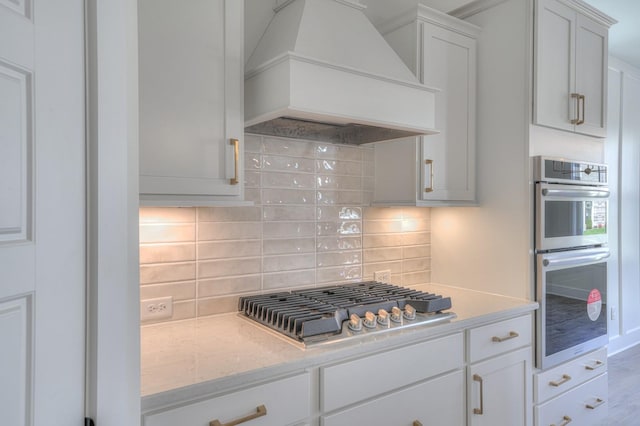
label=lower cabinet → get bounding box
[534,348,608,426]
[468,347,532,426]
[142,373,311,426]
[321,370,464,426]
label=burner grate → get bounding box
[238,282,453,344]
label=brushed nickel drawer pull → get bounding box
[210,404,267,426]
[586,398,605,410]
[473,374,484,415]
[549,374,572,387]
[229,138,239,185]
[492,331,519,342]
[570,93,581,124]
[585,359,604,371]
[551,415,572,426]
[424,159,434,193]
[413,421,423,426]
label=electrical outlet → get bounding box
[374,270,391,283]
[140,296,173,321]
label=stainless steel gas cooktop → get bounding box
[238,282,455,347]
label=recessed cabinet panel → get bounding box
[469,347,532,426]
[421,22,476,201]
[374,7,479,206]
[144,373,310,426]
[0,62,31,243]
[322,370,464,426]
[0,297,31,426]
[535,0,574,133]
[575,14,607,136]
[138,0,244,202]
[534,0,611,137]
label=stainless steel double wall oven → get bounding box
[534,156,609,369]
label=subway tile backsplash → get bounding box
[139,135,431,324]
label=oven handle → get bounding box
[541,187,609,199]
[543,250,610,268]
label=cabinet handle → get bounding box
[413,421,423,426]
[585,359,604,371]
[473,374,484,415]
[424,159,434,193]
[578,94,585,125]
[492,331,519,342]
[551,415,572,426]
[229,138,239,185]
[209,404,267,426]
[570,93,581,124]
[549,374,571,387]
[586,398,605,410]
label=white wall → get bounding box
[607,56,640,355]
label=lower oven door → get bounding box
[536,247,609,369]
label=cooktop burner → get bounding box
[238,282,455,347]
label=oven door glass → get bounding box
[537,248,609,369]
[536,183,609,251]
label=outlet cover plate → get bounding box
[374,270,391,283]
[140,296,173,321]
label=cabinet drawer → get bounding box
[535,373,608,426]
[535,347,607,403]
[321,332,463,412]
[321,369,464,426]
[143,373,310,426]
[468,315,532,363]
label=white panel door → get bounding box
[534,0,575,133]
[0,1,85,425]
[575,13,607,137]
[421,23,476,201]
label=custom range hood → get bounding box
[245,0,438,145]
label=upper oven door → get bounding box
[536,182,609,251]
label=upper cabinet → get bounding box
[138,0,246,206]
[373,6,480,206]
[534,0,615,138]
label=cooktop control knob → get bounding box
[377,309,390,327]
[348,313,363,332]
[403,304,416,321]
[363,311,377,329]
[390,306,403,323]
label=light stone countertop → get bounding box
[141,283,538,412]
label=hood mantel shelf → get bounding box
[244,0,439,145]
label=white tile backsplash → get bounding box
[139,135,432,323]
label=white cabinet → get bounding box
[320,333,465,425]
[534,0,614,138]
[467,315,533,426]
[143,373,310,426]
[534,348,608,426]
[374,6,479,206]
[138,0,246,205]
[322,370,464,426]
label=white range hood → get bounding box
[244,0,438,144]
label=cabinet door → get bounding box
[322,370,465,426]
[469,347,532,426]
[534,0,576,133]
[421,24,476,202]
[144,373,310,426]
[575,13,608,137]
[138,0,244,202]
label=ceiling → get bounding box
[583,0,640,69]
[246,0,640,70]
